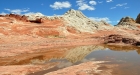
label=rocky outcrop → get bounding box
[25,9,113,34]
[25,12,45,20]
[100,20,111,26]
[0,15,4,17]
[64,9,87,18]
[0,9,140,39]
[62,9,113,33]
[117,16,135,26]
[4,14,29,22]
[25,13,64,24]
[116,16,140,30]
[29,18,43,23]
[136,13,140,24]
[104,34,140,46]
[118,16,135,25]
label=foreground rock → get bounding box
[45,61,117,75]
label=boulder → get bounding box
[104,34,140,46]
[29,18,43,23]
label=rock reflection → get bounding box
[0,45,105,66]
[0,45,140,66]
[0,48,66,66]
[65,45,105,63]
[103,45,140,54]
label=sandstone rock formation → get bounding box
[25,12,64,23]
[116,16,140,30]
[0,12,65,37]
[24,9,113,34]
[20,9,113,36]
[104,34,140,46]
[0,9,140,40]
[29,18,43,23]
[136,13,140,24]
[0,9,139,37]
[118,16,135,25]
[1,13,29,22]
[62,9,113,33]
[0,9,140,75]
[24,12,45,20]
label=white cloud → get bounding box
[76,0,96,10]
[50,1,71,10]
[124,7,129,9]
[89,17,112,23]
[110,7,116,9]
[106,0,113,3]
[110,3,128,9]
[76,0,85,6]
[4,8,29,14]
[89,0,97,5]
[116,3,127,6]
[0,12,7,15]
[78,4,95,10]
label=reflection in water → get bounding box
[103,45,140,54]
[0,45,140,66]
[104,45,140,51]
[0,45,140,75]
[99,45,140,75]
[0,45,105,66]
[65,45,105,63]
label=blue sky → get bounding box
[0,0,140,25]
